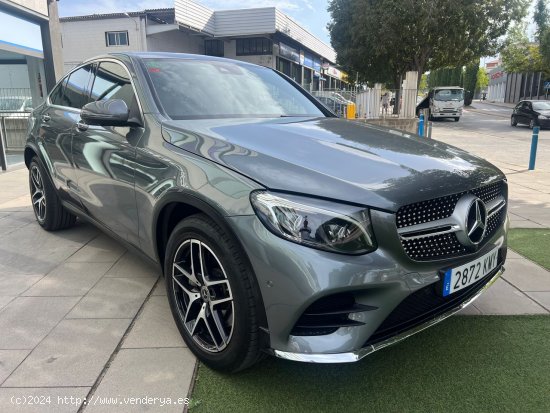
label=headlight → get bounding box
[250,191,377,254]
[538,115,548,120]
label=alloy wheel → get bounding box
[172,239,234,352]
[30,164,46,222]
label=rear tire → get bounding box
[28,157,76,231]
[164,214,264,372]
[511,116,517,127]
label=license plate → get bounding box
[442,248,499,297]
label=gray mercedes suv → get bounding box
[25,53,507,372]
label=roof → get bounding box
[59,8,174,23]
[84,52,267,67]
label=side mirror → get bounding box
[81,99,130,126]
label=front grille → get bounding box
[396,180,506,261]
[364,262,502,346]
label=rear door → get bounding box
[71,60,144,246]
[39,64,94,204]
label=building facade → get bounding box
[60,1,348,92]
[0,0,62,169]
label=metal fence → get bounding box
[354,88,422,119]
[0,112,29,171]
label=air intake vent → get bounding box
[290,293,376,336]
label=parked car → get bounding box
[511,100,550,129]
[25,53,508,372]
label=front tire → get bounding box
[511,116,517,127]
[454,117,460,122]
[164,214,264,372]
[28,157,76,231]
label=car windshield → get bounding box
[143,58,325,120]
[434,89,464,101]
[532,101,550,110]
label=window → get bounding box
[205,39,224,57]
[106,31,129,47]
[49,78,68,106]
[236,38,272,56]
[143,58,324,120]
[63,64,94,109]
[90,61,139,121]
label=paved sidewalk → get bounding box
[0,168,194,412]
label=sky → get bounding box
[58,0,333,44]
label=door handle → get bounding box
[76,121,88,132]
[41,114,50,122]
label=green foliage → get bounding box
[418,73,428,91]
[327,0,528,84]
[501,23,545,73]
[463,62,479,106]
[428,67,464,88]
[534,0,549,41]
[476,68,489,92]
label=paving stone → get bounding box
[456,304,481,315]
[0,212,35,230]
[85,348,195,413]
[152,278,166,296]
[0,387,90,412]
[0,223,98,275]
[506,249,523,259]
[525,292,550,312]
[67,234,126,263]
[3,319,130,387]
[22,262,112,297]
[123,296,185,349]
[66,277,156,319]
[474,279,548,315]
[0,270,42,296]
[0,296,14,311]
[105,252,159,278]
[502,258,550,292]
[0,350,29,384]
[0,297,80,349]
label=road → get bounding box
[431,101,549,173]
[430,101,550,228]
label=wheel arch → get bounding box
[153,191,270,337]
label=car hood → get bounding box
[162,117,504,211]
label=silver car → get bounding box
[25,53,507,372]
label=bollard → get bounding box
[427,121,433,139]
[529,126,540,170]
[418,114,424,137]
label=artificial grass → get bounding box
[190,316,550,413]
[508,228,550,271]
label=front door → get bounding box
[71,60,144,246]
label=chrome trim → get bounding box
[272,266,504,364]
[397,195,506,242]
[486,196,506,218]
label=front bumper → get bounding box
[432,111,461,118]
[227,209,507,362]
[271,266,503,363]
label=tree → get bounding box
[476,68,489,93]
[501,23,545,73]
[534,0,549,42]
[463,62,479,106]
[328,0,528,86]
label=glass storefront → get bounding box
[0,9,47,169]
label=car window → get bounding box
[64,64,94,109]
[90,61,138,114]
[49,77,68,106]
